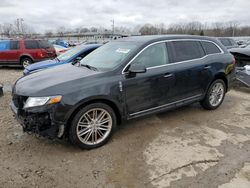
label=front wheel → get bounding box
[200,79,226,110]
[69,103,117,149]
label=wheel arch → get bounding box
[212,72,228,91]
[65,98,122,131]
[19,55,34,64]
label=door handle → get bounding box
[204,65,211,70]
[164,73,173,78]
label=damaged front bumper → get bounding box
[10,100,65,139]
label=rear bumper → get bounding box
[10,101,65,138]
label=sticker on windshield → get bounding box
[116,48,131,54]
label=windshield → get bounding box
[79,41,140,71]
[57,46,83,61]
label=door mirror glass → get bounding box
[128,64,147,74]
[76,56,82,61]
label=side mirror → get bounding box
[128,64,147,74]
[76,57,82,61]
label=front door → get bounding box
[123,42,175,116]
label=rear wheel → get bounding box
[20,57,33,68]
[69,103,117,149]
[200,79,226,110]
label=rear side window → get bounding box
[10,41,19,50]
[24,40,39,49]
[219,39,231,47]
[201,41,221,55]
[169,41,205,62]
[38,40,52,49]
[0,41,10,51]
[132,43,169,68]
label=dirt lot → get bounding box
[0,68,250,188]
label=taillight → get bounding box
[37,51,46,58]
[232,57,236,65]
[59,49,67,53]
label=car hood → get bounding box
[25,59,68,73]
[229,48,250,57]
[15,64,100,96]
[26,59,57,70]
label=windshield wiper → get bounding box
[80,64,98,71]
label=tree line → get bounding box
[139,22,250,37]
[1,20,250,38]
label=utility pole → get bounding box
[111,19,114,38]
[16,18,24,35]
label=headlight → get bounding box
[24,96,62,109]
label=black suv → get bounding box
[11,35,236,149]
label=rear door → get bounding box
[166,40,210,102]
[24,40,40,61]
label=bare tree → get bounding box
[1,23,15,37]
[139,24,158,35]
[90,27,98,32]
[56,26,66,36]
[45,30,53,37]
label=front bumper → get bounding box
[10,100,65,138]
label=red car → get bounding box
[0,38,56,68]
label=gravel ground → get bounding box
[0,68,250,188]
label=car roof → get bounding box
[118,35,218,44]
[116,35,228,53]
[77,43,102,50]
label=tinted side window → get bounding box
[169,41,205,62]
[38,40,52,49]
[0,41,10,51]
[10,41,19,50]
[132,43,169,68]
[201,41,221,55]
[81,49,95,58]
[219,39,231,47]
[24,40,39,49]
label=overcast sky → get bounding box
[0,0,250,33]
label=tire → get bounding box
[20,57,33,69]
[200,79,226,110]
[69,103,117,149]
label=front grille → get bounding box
[12,95,28,109]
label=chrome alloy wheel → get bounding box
[76,108,112,145]
[209,82,225,107]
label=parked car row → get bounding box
[10,35,236,149]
